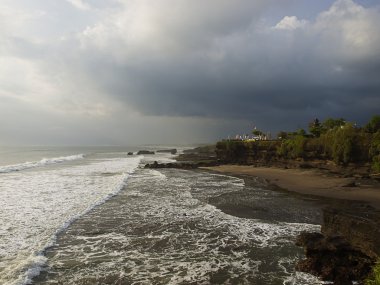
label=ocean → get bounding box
[0,146,325,285]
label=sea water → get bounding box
[0,146,324,284]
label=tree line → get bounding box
[219,115,380,172]
[275,115,380,171]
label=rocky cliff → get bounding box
[297,203,380,284]
[216,140,374,178]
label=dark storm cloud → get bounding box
[79,0,380,131]
[1,0,380,145]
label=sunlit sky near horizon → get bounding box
[1,0,379,145]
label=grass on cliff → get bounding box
[366,262,380,285]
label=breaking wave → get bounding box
[0,154,85,173]
[0,156,141,285]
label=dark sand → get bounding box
[202,165,380,209]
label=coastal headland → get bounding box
[144,130,380,284]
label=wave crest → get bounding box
[0,154,85,174]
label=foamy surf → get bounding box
[31,167,324,285]
[0,154,85,173]
[0,155,141,285]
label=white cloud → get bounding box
[274,16,308,30]
[66,0,91,11]
[0,2,46,38]
[79,0,276,60]
[313,0,380,60]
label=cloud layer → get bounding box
[1,0,379,144]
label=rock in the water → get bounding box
[127,152,133,155]
[144,160,219,169]
[145,162,196,169]
[137,150,155,155]
[157,149,177,154]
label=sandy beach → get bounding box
[202,165,380,209]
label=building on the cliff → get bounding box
[228,134,269,141]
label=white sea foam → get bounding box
[0,155,141,285]
[283,271,326,284]
[60,169,319,284]
[0,154,85,173]
[30,168,322,284]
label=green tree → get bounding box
[322,118,346,131]
[309,118,323,137]
[277,135,306,159]
[332,123,356,164]
[370,131,380,172]
[297,128,307,136]
[366,261,380,285]
[365,115,380,133]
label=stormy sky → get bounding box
[1,0,379,145]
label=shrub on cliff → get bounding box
[365,115,380,133]
[277,135,307,159]
[322,117,346,131]
[277,122,368,164]
[370,131,380,172]
[331,124,356,164]
[366,261,380,285]
[304,138,324,158]
[217,115,378,166]
[372,157,380,173]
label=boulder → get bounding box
[137,150,155,155]
[157,149,177,154]
[144,160,219,169]
[127,152,134,155]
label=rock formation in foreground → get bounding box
[296,203,380,285]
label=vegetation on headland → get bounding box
[366,261,380,285]
[217,115,380,173]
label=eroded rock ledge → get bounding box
[296,203,380,285]
[296,232,374,285]
[144,161,219,169]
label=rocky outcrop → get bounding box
[215,140,374,179]
[144,161,219,169]
[296,232,374,284]
[157,149,177,154]
[137,150,155,155]
[145,161,197,169]
[127,152,134,155]
[321,204,380,260]
[296,204,380,284]
[176,145,217,163]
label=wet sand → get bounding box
[202,165,380,209]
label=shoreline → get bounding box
[201,164,380,283]
[201,165,380,210]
